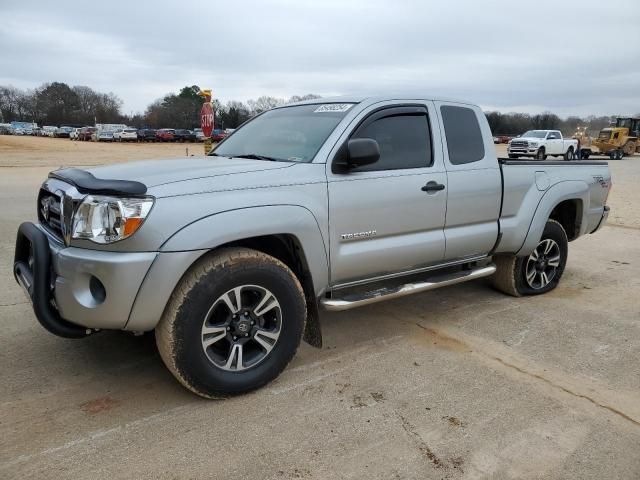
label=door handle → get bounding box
[421,181,445,192]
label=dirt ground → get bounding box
[1,136,639,479]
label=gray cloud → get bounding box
[1,0,639,116]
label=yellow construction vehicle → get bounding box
[590,117,640,160]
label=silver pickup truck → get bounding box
[13,95,611,398]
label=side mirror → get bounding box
[347,138,380,168]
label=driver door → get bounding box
[326,103,447,286]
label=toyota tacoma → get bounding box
[13,95,611,398]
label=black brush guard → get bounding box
[14,222,92,338]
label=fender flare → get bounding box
[517,180,588,256]
[160,204,329,297]
[127,205,329,336]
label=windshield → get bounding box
[211,103,354,162]
[598,130,611,139]
[521,130,547,138]
[616,118,632,129]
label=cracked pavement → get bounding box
[1,139,639,479]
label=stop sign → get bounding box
[200,102,214,137]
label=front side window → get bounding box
[441,105,485,165]
[212,103,354,162]
[350,113,432,171]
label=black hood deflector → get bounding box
[50,168,147,196]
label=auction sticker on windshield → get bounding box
[314,104,353,113]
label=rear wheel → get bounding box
[156,248,306,398]
[564,148,574,161]
[491,219,568,297]
[536,147,547,160]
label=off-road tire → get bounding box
[156,247,306,398]
[491,219,568,297]
[536,147,547,160]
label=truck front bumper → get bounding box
[14,222,157,337]
[507,147,539,156]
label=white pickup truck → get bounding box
[508,130,578,160]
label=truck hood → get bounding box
[86,157,293,190]
[513,136,544,142]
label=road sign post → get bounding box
[198,89,215,155]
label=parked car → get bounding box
[31,127,43,136]
[193,128,205,142]
[211,129,226,142]
[69,128,81,140]
[508,130,578,160]
[224,128,235,135]
[12,95,612,398]
[42,126,58,137]
[174,129,196,142]
[77,127,96,141]
[156,128,175,142]
[137,128,157,142]
[492,135,512,144]
[113,128,138,142]
[0,124,13,135]
[92,130,114,142]
[13,128,26,136]
[54,127,74,138]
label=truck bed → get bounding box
[495,158,610,256]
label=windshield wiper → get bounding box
[231,153,286,162]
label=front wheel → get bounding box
[491,219,568,297]
[622,141,635,156]
[156,248,306,398]
[536,148,547,160]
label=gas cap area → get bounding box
[535,171,550,191]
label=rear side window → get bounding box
[352,113,432,171]
[440,106,485,165]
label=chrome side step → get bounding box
[321,264,496,311]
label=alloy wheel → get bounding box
[201,285,282,371]
[525,239,561,289]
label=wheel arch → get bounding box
[548,199,583,241]
[517,181,589,256]
[128,205,328,346]
[217,233,323,347]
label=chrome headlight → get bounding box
[72,195,154,244]
[529,142,538,147]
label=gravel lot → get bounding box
[1,136,639,479]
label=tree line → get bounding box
[484,111,617,137]
[0,81,624,135]
[0,82,321,130]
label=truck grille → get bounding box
[38,189,64,240]
[510,140,529,148]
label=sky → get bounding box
[1,0,639,117]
